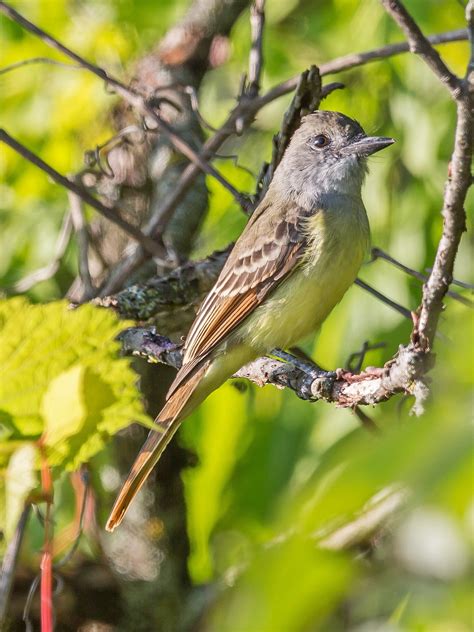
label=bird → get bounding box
[106,110,394,531]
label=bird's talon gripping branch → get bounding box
[118,327,183,369]
[308,371,336,401]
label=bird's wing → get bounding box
[167,204,308,397]
[106,203,310,531]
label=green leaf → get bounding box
[41,364,87,446]
[0,298,153,473]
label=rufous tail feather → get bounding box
[106,364,207,532]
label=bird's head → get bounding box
[276,110,395,200]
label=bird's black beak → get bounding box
[343,135,395,157]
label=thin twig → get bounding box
[416,98,473,348]
[0,129,166,258]
[371,247,473,308]
[380,0,462,100]
[346,340,387,373]
[254,29,468,108]
[352,406,380,435]
[54,469,89,569]
[425,267,473,290]
[183,85,219,132]
[0,503,32,628]
[13,211,73,293]
[0,1,250,211]
[0,56,82,76]
[319,487,407,550]
[83,125,146,179]
[23,575,40,632]
[355,278,413,321]
[467,1,474,79]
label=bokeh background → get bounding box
[0,0,472,630]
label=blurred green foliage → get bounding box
[0,0,472,630]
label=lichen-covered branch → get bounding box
[96,247,230,335]
[118,326,433,413]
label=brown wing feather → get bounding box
[167,207,309,398]
[106,360,209,531]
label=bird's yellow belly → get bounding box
[195,207,368,405]
[238,211,368,353]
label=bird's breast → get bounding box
[238,202,369,352]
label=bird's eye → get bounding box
[312,134,330,148]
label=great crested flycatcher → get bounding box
[106,110,394,531]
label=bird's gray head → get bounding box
[275,110,395,202]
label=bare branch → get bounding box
[118,326,432,413]
[95,247,230,334]
[53,468,89,569]
[118,327,183,370]
[346,340,387,373]
[380,0,463,99]
[255,29,468,107]
[0,129,166,258]
[425,268,474,290]
[467,1,474,79]
[416,99,472,348]
[319,487,408,551]
[352,406,380,435]
[379,1,473,355]
[0,56,82,76]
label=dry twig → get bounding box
[117,325,432,411]
[246,0,265,98]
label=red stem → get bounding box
[39,443,54,632]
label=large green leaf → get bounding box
[0,298,152,472]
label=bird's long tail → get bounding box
[105,362,208,532]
